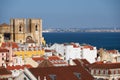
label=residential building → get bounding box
[49,43,97,63]
[97,48,120,63]
[20,64,94,80]
[32,56,68,67]
[90,62,120,80]
[0,67,12,80]
[0,48,9,67]
[6,64,32,78]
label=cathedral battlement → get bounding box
[0,18,45,45]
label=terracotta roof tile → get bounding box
[0,67,11,75]
[6,65,32,70]
[90,62,120,69]
[1,42,18,49]
[33,56,68,66]
[45,49,52,52]
[32,56,61,61]
[73,59,91,71]
[83,45,94,50]
[107,50,118,54]
[29,65,94,80]
[48,56,61,60]
[38,59,54,67]
[0,48,9,52]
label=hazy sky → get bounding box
[0,0,120,28]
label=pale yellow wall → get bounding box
[14,50,44,59]
[30,19,42,44]
[0,26,10,33]
[10,19,26,43]
[0,34,4,46]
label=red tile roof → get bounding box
[38,59,54,68]
[6,65,32,70]
[48,56,61,60]
[1,42,18,49]
[45,49,52,52]
[32,57,45,61]
[107,50,118,54]
[73,59,91,71]
[0,67,11,75]
[0,48,9,52]
[33,56,67,66]
[70,43,79,48]
[83,45,94,50]
[90,62,120,69]
[29,65,94,80]
[32,56,61,61]
[80,59,90,65]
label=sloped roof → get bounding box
[90,62,120,69]
[0,67,12,75]
[107,50,118,54]
[83,45,94,50]
[33,56,67,66]
[1,42,18,49]
[32,56,61,61]
[73,59,91,71]
[7,65,32,70]
[38,59,54,68]
[29,65,94,80]
[0,48,9,52]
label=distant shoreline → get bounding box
[43,31,120,33]
[43,28,120,33]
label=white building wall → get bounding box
[82,47,97,63]
[45,52,52,56]
[49,43,97,63]
[65,45,81,61]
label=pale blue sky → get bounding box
[0,0,120,28]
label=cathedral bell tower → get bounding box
[28,19,42,45]
[10,19,26,44]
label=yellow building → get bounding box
[13,48,45,59]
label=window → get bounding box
[73,72,81,80]
[20,40,22,43]
[2,63,4,66]
[2,53,4,56]
[49,74,56,80]
[19,24,22,32]
[35,25,38,31]
[2,57,4,60]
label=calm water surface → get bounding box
[43,32,120,51]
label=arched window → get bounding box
[19,25,22,32]
[35,25,38,31]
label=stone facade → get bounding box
[0,18,44,45]
[10,18,43,44]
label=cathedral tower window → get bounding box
[35,25,38,31]
[19,24,22,32]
